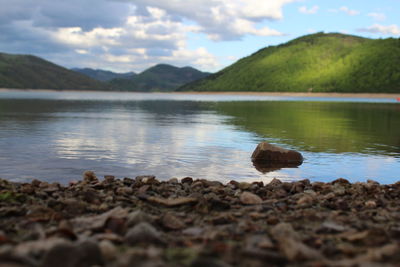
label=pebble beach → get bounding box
[1,171,400,266]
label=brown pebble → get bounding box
[240,191,262,205]
[83,171,97,182]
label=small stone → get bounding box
[104,175,115,182]
[76,240,104,266]
[115,186,133,195]
[83,171,97,182]
[182,227,204,236]
[20,184,35,194]
[238,182,251,190]
[240,191,262,205]
[365,200,377,208]
[125,222,165,245]
[268,178,282,187]
[331,178,350,185]
[40,241,104,267]
[297,194,314,206]
[181,177,193,184]
[31,179,41,187]
[99,240,117,261]
[71,207,129,232]
[40,242,79,267]
[127,210,153,227]
[162,213,185,230]
[136,175,156,184]
[142,196,198,207]
[318,221,346,233]
[271,223,324,261]
[168,178,179,184]
[245,235,274,250]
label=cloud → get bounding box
[367,12,386,21]
[299,5,319,15]
[339,6,360,16]
[0,0,295,72]
[357,24,400,35]
[128,0,291,40]
[330,6,360,16]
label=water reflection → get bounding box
[252,162,302,174]
[211,101,400,156]
[0,92,399,184]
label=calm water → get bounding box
[0,91,399,184]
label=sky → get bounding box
[0,0,399,73]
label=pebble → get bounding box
[1,176,399,266]
[162,212,186,230]
[124,222,165,245]
[82,171,97,182]
[365,200,377,208]
[240,191,262,205]
[99,240,117,261]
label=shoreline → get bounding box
[1,173,399,266]
[1,88,399,99]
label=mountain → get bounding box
[179,33,400,93]
[0,53,107,90]
[110,64,211,91]
[72,68,136,82]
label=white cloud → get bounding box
[330,6,360,16]
[0,0,296,72]
[367,12,386,21]
[128,0,292,40]
[75,49,88,54]
[299,5,319,15]
[357,24,400,35]
[339,6,360,16]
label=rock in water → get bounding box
[251,142,303,165]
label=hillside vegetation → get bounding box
[110,64,210,91]
[72,68,136,82]
[0,53,107,90]
[180,33,400,93]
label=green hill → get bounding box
[179,33,400,93]
[72,68,136,82]
[110,64,210,91]
[0,53,108,90]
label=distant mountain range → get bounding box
[0,53,107,90]
[72,68,136,82]
[2,33,399,93]
[0,52,210,91]
[108,64,211,91]
[180,32,400,93]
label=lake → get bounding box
[0,90,399,184]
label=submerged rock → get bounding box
[251,142,303,165]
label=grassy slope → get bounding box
[0,53,108,90]
[110,64,210,91]
[180,33,400,93]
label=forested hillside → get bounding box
[180,33,400,93]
